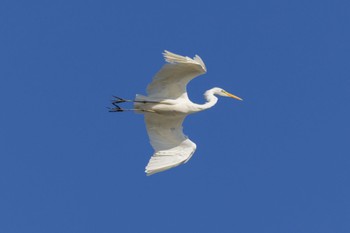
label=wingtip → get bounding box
[145,171,152,176]
[162,50,169,56]
[162,50,187,64]
[193,54,207,72]
[145,169,158,176]
[162,50,207,72]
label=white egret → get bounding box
[110,50,242,175]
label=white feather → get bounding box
[127,50,242,175]
[146,50,207,99]
[144,113,196,175]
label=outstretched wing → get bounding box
[146,50,207,99]
[144,113,196,175]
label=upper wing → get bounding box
[146,50,207,99]
[144,113,196,175]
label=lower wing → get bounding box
[144,113,196,175]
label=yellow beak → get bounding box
[224,91,243,101]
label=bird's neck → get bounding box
[193,89,218,111]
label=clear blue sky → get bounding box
[1,0,349,232]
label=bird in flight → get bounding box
[110,50,242,175]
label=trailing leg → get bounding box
[112,96,160,104]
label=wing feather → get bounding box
[144,113,196,175]
[146,50,207,99]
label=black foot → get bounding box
[112,96,128,104]
[107,105,124,112]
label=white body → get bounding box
[135,51,242,175]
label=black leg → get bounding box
[112,96,161,104]
[109,96,159,113]
[112,96,129,104]
[108,105,124,112]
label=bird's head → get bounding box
[213,87,243,101]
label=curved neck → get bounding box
[193,89,218,111]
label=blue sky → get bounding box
[1,0,349,232]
